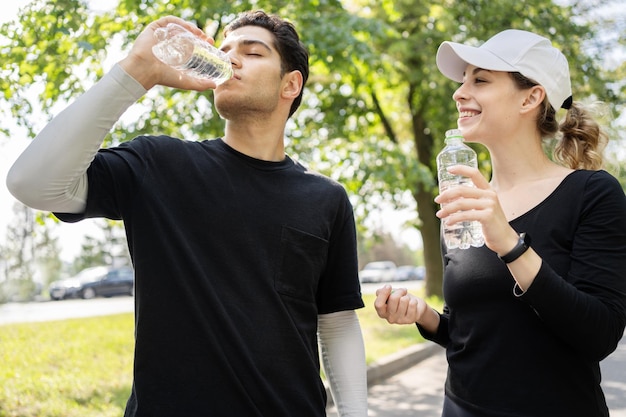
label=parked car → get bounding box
[49,266,134,300]
[358,261,397,283]
[395,265,426,281]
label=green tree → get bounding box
[33,214,63,288]
[0,203,62,301]
[72,219,131,273]
[2,0,623,297]
[0,203,36,301]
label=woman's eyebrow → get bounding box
[461,67,493,79]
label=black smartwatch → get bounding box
[499,232,531,264]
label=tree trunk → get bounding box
[414,187,443,298]
[411,104,443,298]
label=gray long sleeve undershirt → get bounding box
[6,64,146,213]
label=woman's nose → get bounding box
[452,83,468,102]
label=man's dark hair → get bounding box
[224,10,309,117]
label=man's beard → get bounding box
[215,87,280,121]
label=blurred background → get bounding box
[1,0,624,302]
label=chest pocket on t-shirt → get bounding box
[274,225,328,303]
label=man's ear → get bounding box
[281,70,303,100]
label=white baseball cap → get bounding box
[436,29,572,110]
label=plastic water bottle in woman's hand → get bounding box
[436,129,485,249]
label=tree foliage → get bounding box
[1,0,623,297]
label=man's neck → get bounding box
[222,120,286,162]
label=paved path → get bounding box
[329,333,626,416]
[327,348,446,417]
[0,297,134,325]
[602,334,626,416]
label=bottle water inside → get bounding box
[436,129,485,249]
[152,23,233,85]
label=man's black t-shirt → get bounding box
[57,136,364,416]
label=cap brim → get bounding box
[436,41,518,82]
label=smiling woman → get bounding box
[375,28,626,417]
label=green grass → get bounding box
[0,292,442,417]
[0,314,134,417]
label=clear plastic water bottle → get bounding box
[436,129,485,249]
[152,23,233,85]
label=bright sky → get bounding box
[2,1,27,23]
[1,0,119,22]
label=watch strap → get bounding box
[499,232,531,263]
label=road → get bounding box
[360,279,424,295]
[0,279,424,326]
[0,296,134,325]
